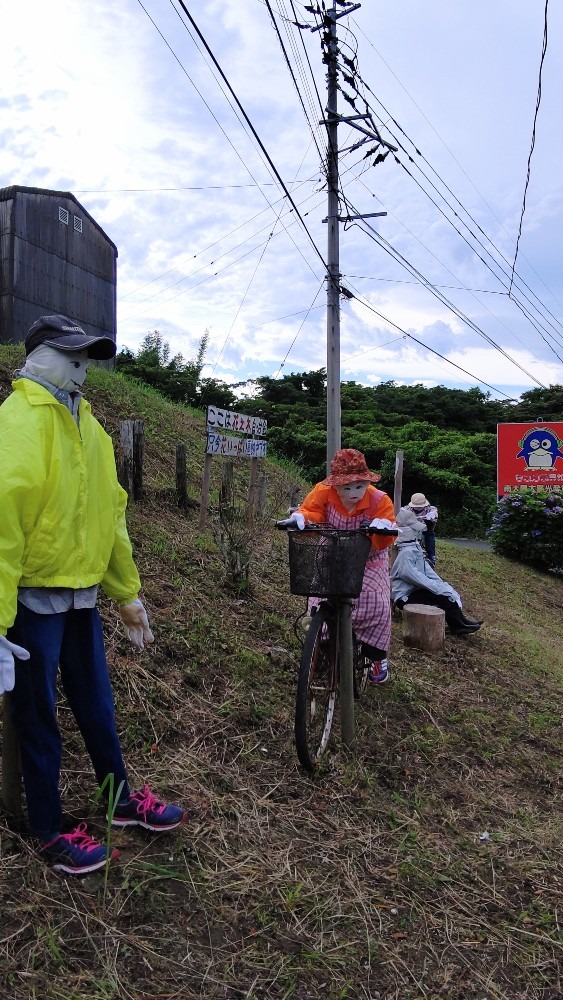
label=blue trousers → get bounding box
[7,604,129,841]
[422,523,436,563]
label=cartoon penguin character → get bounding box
[516,428,563,469]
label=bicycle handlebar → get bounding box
[275,521,398,536]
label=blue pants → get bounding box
[7,604,129,841]
[423,524,436,564]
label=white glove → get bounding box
[369,518,395,530]
[277,511,305,530]
[119,599,154,649]
[425,509,438,522]
[0,634,31,695]
[449,590,462,607]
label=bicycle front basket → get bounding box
[288,529,371,597]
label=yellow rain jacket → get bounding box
[0,378,141,634]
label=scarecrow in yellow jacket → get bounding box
[0,315,184,875]
[278,448,395,685]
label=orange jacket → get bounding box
[298,483,395,551]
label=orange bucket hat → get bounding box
[324,448,381,486]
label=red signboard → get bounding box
[497,422,563,497]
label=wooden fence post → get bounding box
[132,419,144,502]
[1,693,23,825]
[119,419,144,501]
[247,457,259,513]
[199,453,213,529]
[256,473,268,517]
[221,461,235,513]
[390,449,404,568]
[176,444,187,509]
[289,485,301,511]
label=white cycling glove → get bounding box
[0,634,31,695]
[277,511,305,530]
[119,599,154,649]
[369,518,395,530]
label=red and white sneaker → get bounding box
[368,658,390,685]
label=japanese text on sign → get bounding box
[206,432,267,458]
[497,422,563,497]
[207,406,267,437]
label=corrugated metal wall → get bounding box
[0,186,117,347]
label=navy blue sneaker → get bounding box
[368,658,390,685]
[39,823,119,875]
[110,786,185,831]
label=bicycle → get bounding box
[277,521,397,771]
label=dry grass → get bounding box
[1,350,562,999]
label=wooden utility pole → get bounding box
[307,1,397,746]
[324,0,342,471]
[318,1,389,472]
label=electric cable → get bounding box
[348,44,563,341]
[271,279,325,377]
[347,291,518,400]
[509,0,549,292]
[136,0,330,308]
[264,0,326,170]
[349,216,549,386]
[343,165,563,365]
[170,0,330,276]
[351,11,563,318]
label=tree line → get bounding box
[116,333,563,538]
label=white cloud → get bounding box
[1,0,563,399]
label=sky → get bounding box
[2,0,563,402]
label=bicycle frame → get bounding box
[278,520,396,769]
[307,594,356,747]
[337,597,356,748]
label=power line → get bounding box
[136,0,327,299]
[170,0,330,275]
[342,163,563,366]
[347,289,516,400]
[347,36,563,344]
[264,0,326,170]
[509,0,549,292]
[74,184,287,193]
[271,279,325,378]
[347,209,548,388]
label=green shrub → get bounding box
[488,489,563,572]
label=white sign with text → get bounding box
[206,432,267,458]
[206,406,267,437]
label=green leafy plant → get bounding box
[93,772,125,895]
[487,488,563,571]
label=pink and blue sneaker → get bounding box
[110,785,185,832]
[39,823,119,875]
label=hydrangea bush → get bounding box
[488,489,563,572]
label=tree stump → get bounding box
[402,603,445,653]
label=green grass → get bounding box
[1,346,563,1000]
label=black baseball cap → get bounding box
[25,314,116,360]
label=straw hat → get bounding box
[408,492,429,508]
[324,448,381,486]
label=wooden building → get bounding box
[0,185,117,347]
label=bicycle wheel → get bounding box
[353,637,370,699]
[295,603,338,771]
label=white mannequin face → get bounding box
[61,350,89,390]
[334,480,370,510]
[25,345,89,391]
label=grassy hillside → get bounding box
[1,347,562,1000]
